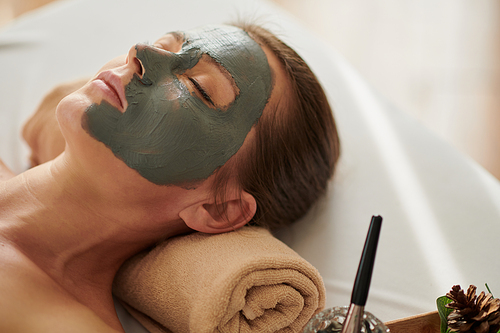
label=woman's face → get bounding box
[61,25,273,186]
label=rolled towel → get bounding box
[113,226,326,333]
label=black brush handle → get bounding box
[351,215,383,306]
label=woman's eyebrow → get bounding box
[168,31,186,43]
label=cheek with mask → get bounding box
[81,25,273,186]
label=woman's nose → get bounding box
[126,44,147,78]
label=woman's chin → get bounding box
[56,87,96,138]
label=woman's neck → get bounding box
[0,153,191,329]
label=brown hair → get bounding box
[214,22,340,231]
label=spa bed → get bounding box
[1,0,500,331]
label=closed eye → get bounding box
[189,77,214,106]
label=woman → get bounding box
[0,23,339,332]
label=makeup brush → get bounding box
[340,215,383,333]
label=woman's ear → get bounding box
[179,189,257,234]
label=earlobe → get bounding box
[179,190,257,234]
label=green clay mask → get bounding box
[82,25,272,185]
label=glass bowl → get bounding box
[303,306,390,333]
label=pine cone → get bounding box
[445,285,500,333]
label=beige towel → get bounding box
[113,227,325,333]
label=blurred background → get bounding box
[1,0,499,180]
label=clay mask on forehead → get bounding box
[82,25,273,186]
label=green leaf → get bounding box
[436,296,453,333]
[485,283,494,298]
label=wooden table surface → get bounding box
[385,311,440,333]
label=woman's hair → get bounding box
[213,22,340,231]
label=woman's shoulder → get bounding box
[0,242,121,333]
[0,158,15,181]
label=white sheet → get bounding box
[1,0,499,329]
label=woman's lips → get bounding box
[94,71,127,112]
